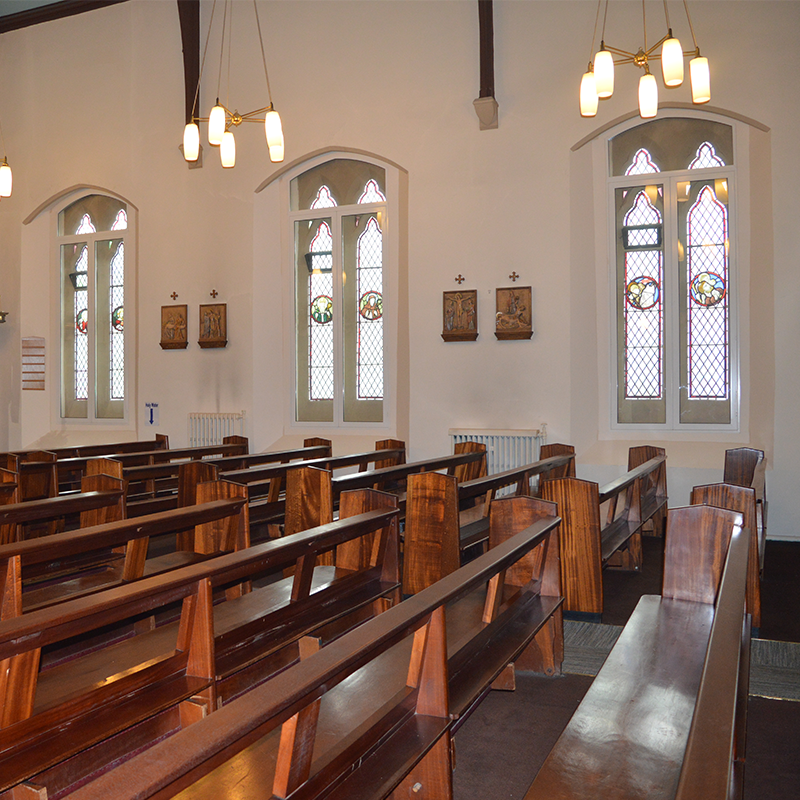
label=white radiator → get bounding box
[449,426,547,475]
[188,411,246,447]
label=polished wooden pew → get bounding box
[402,451,575,594]
[0,496,400,799]
[691,481,762,631]
[13,433,168,460]
[524,504,750,800]
[540,453,667,617]
[0,473,125,546]
[124,438,334,503]
[628,444,668,535]
[724,446,767,538]
[68,495,563,800]
[0,481,248,616]
[282,449,487,550]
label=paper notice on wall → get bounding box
[144,402,160,427]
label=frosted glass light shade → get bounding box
[580,70,598,117]
[183,122,200,161]
[661,37,684,86]
[594,48,615,98]
[638,73,658,118]
[220,131,236,168]
[265,108,284,162]
[208,104,226,145]
[0,160,12,197]
[690,56,711,103]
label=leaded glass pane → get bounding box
[109,242,125,400]
[308,222,334,401]
[689,142,725,169]
[358,179,386,204]
[625,149,661,176]
[73,245,89,401]
[356,217,383,400]
[311,186,337,209]
[623,192,664,400]
[686,186,729,399]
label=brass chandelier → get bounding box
[183,0,284,168]
[580,0,711,119]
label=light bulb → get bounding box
[690,56,711,103]
[265,107,285,162]
[183,122,200,161]
[594,47,615,98]
[208,102,226,145]
[580,69,598,117]
[661,35,684,86]
[638,72,658,118]
[0,159,12,197]
[220,130,235,168]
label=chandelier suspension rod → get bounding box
[683,0,700,52]
[253,0,275,106]
[190,0,219,122]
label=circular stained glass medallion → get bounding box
[690,272,726,307]
[625,276,660,310]
[76,309,88,334]
[310,295,333,324]
[112,305,124,332]
[359,290,383,321]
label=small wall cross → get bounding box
[210,289,219,298]
[170,292,178,300]
[509,271,520,282]
[455,274,465,284]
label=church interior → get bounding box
[0,1,798,798]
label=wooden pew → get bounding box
[124,438,334,503]
[0,481,248,616]
[691,482,762,631]
[628,444,668,536]
[67,496,563,800]
[13,433,168,460]
[0,473,125,546]
[523,504,750,800]
[724,446,767,538]
[402,452,575,595]
[540,453,667,617]
[0,496,400,798]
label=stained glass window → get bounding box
[625,149,661,176]
[356,216,383,399]
[308,221,334,401]
[74,245,89,401]
[59,193,129,420]
[623,192,664,399]
[358,179,386,204]
[311,185,337,209]
[686,185,729,399]
[689,142,725,170]
[109,242,125,400]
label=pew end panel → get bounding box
[724,447,768,538]
[452,441,487,482]
[628,445,668,537]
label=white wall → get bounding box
[0,1,797,538]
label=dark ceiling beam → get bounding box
[0,0,128,34]
[177,0,199,125]
[478,0,495,99]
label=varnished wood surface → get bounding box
[68,512,562,800]
[0,490,123,527]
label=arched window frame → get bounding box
[253,149,406,440]
[607,115,741,432]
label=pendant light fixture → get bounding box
[579,0,711,120]
[0,117,12,198]
[182,0,285,169]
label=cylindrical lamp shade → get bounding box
[183,123,200,161]
[208,104,226,145]
[0,160,12,197]
[265,108,285,162]
[638,73,658,118]
[690,56,711,103]
[220,131,236,168]
[661,37,684,86]
[580,70,598,117]
[594,48,615,98]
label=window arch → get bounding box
[611,118,736,428]
[58,192,131,420]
